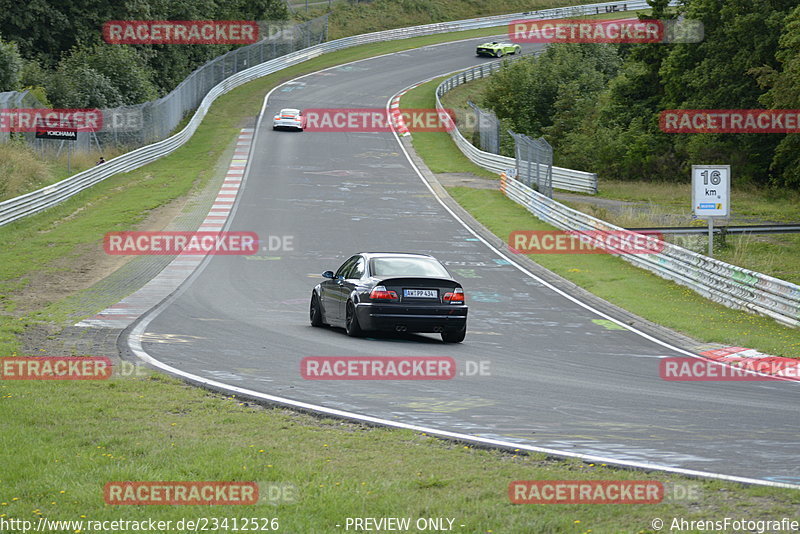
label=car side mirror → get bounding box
[322,270,335,279]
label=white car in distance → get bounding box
[272,108,304,131]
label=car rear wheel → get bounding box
[441,326,466,343]
[513,46,521,55]
[310,293,324,327]
[345,301,363,337]
[495,49,503,57]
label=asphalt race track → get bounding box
[126,36,800,485]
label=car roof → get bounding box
[357,252,437,260]
[279,108,301,114]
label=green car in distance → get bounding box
[476,41,521,57]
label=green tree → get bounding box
[0,36,22,90]
[46,64,123,108]
[482,43,621,139]
[0,0,289,96]
[566,0,702,182]
[483,0,799,187]
[62,45,158,105]
[19,59,47,88]
[660,0,796,185]
[756,4,800,187]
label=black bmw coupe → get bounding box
[310,252,468,343]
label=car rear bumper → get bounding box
[355,302,467,333]
[273,121,303,129]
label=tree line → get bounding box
[0,0,287,108]
[482,0,800,188]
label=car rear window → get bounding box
[370,257,450,278]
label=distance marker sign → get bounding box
[692,165,729,218]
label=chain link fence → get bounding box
[0,16,328,154]
[467,100,501,154]
[0,90,47,145]
[510,131,553,199]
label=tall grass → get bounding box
[0,141,52,201]
[0,141,128,202]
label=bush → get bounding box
[481,44,622,139]
[60,45,158,105]
[46,65,123,109]
[0,37,22,91]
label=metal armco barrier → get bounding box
[630,224,800,235]
[0,0,659,226]
[499,173,800,327]
[435,61,599,194]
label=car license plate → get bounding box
[403,289,437,299]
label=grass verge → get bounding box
[0,142,128,202]
[401,77,800,358]
[564,181,800,284]
[1,371,797,531]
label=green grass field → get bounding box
[2,371,798,532]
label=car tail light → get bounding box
[443,288,464,303]
[370,286,398,301]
